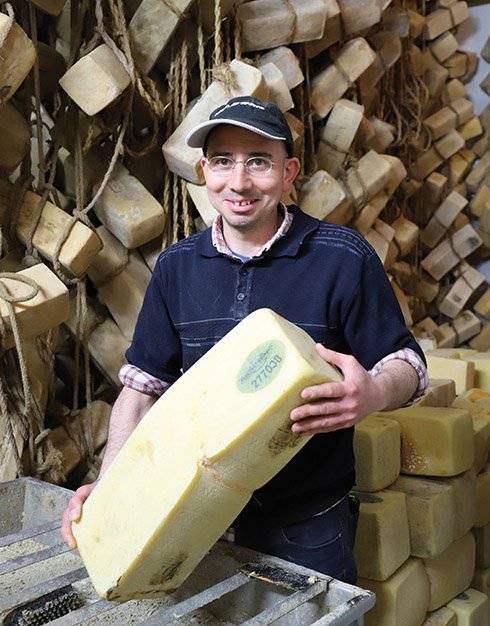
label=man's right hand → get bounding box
[61,482,98,549]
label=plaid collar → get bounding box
[211,203,294,260]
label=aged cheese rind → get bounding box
[73,308,342,599]
[376,406,474,477]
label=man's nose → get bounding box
[229,161,251,188]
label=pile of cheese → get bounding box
[72,308,342,600]
[354,349,490,626]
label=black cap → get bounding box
[185,96,295,157]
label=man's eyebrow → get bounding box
[208,151,274,158]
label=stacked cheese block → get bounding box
[353,379,490,625]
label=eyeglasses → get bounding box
[205,156,279,175]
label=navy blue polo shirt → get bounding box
[127,205,425,525]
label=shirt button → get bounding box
[239,268,248,276]
[237,293,246,301]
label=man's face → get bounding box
[201,125,300,238]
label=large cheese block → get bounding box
[72,308,342,599]
[353,414,400,492]
[359,558,430,626]
[422,532,476,611]
[376,406,474,477]
[446,469,477,540]
[353,490,410,581]
[426,355,475,395]
[446,588,490,625]
[462,354,490,391]
[387,475,456,559]
[475,460,490,528]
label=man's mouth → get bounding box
[229,199,256,207]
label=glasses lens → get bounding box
[245,157,273,174]
[208,157,234,173]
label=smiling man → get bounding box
[62,96,428,584]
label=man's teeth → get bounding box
[232,200,254,206]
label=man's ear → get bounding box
[283,157,301,192]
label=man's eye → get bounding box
[249,158,266,167]
[216,157,233,167]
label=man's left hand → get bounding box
[289,344,415,436]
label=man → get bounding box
[62,96,427,584]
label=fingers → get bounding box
[60,483,97,549]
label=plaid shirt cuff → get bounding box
[118,364,171,396]
[368,348,429,406]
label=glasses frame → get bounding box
[204,155,280,176]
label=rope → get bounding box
[158,0,189,20]
[281,0,297,44]
[197,0,207,93]
[0,374,24,476]
[233,0,242,61]
[213,0,223,68]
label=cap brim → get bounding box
[185,119,288,149]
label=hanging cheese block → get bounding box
[238,0,328,52]
[59,44,131,116]
[0,264,69,351]
[310,38,376,119]
[0,13,36,105]
[359,558,430,626]
[128,0,194,74]
[353,490,410,581]
[72,308,342,599]
[92,161,166,249]
[88,226,152,342]
[0,102,30,174]
[259,46,304,90]
[353,414,400,492]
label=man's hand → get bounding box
[61,482,98,549]
[289,344,418,436]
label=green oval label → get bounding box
[237,340,286,393]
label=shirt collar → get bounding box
[211,203,294,260]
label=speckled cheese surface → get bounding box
[72,308,342,600]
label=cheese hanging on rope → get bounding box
[72,308,342,600]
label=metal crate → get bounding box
[0,477,375,625]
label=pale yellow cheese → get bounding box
[376,406,474,477]
[0,264,69,350]
[418,379,455,408]
[446,588,490,625]
[422,607,457,626]
[73,308,342,600]
[387,475,456,559]
[92,161,166,249]
[472,522,490,569]
[59,44,131,116]
[359,558,430,626]
[472,413,490,474]
[422,532,476,611]
[353,415,400,492]
[446,469,477,540]
[462,353,490,391]
[353,490,410,581]
[426,355,475,395]
[475,460,490,528]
